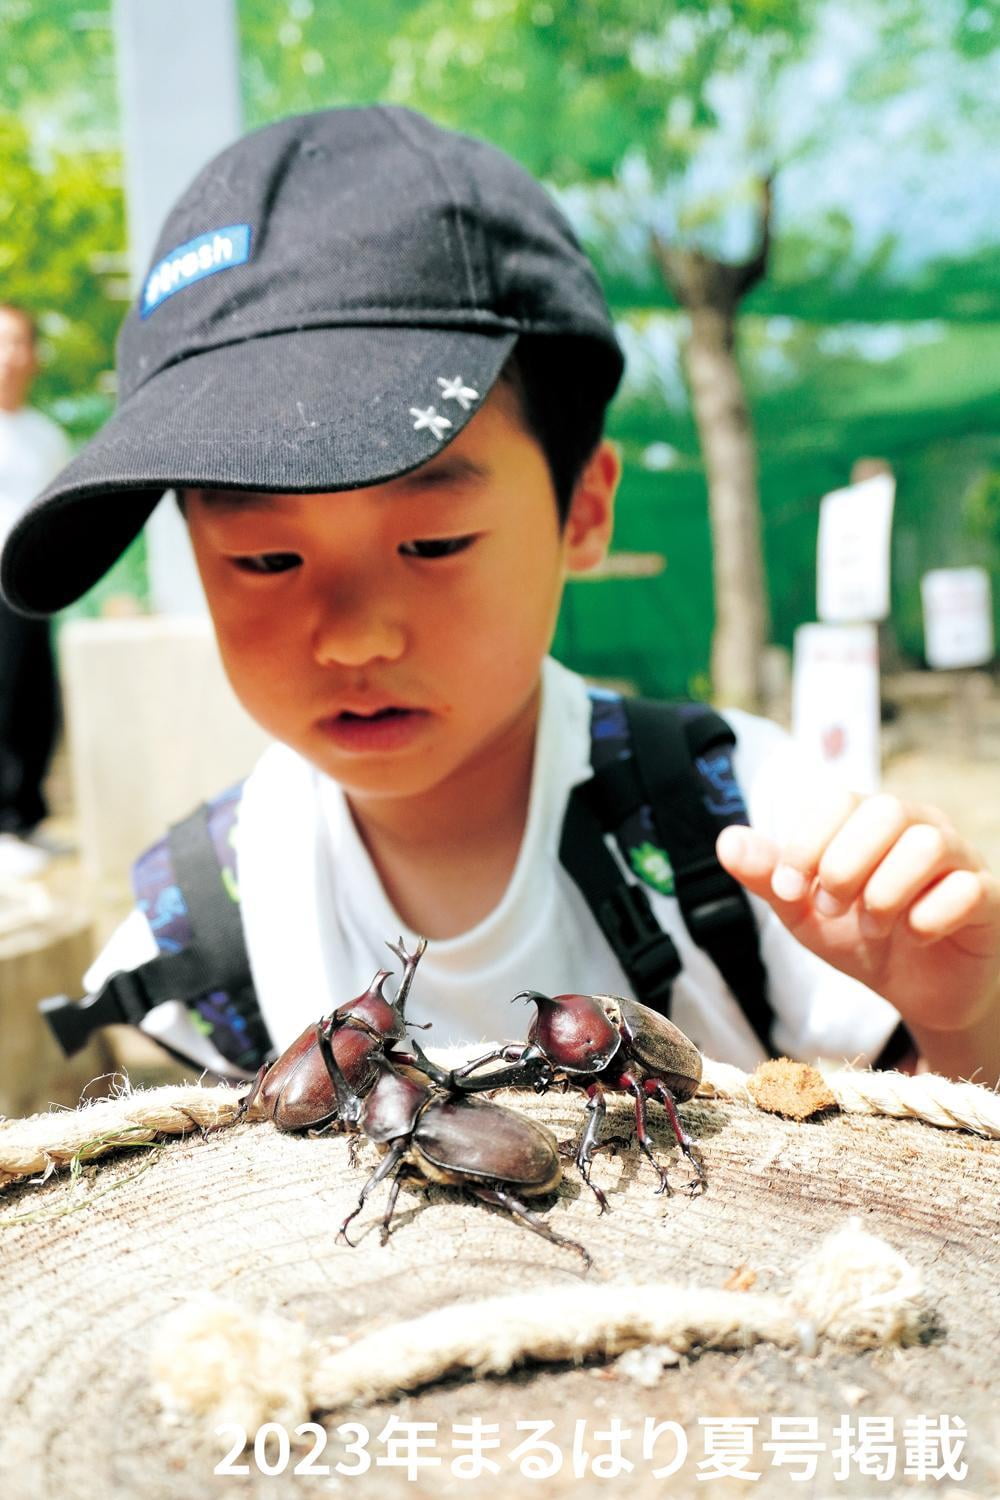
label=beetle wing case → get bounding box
[614,995,703,1100]
[242,1021,342,1129]
[414,1097,562,1194]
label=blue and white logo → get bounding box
[142,224,252,317]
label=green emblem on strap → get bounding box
[629,841,675,896]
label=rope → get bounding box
[147,1220,926,1430]
[698,1056,1000,1137]
[0,1082,243,1188]
[0,1053,996,1189]
[816,1063,1000,1136]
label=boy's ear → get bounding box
[563,439,621,575]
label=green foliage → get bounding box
[963,464,1000,566]
[0,0,117,139]
[0,72,135,619]
[0,113,125,436]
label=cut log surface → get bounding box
[0,1083,997,1499]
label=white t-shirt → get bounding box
[84,657,901,1077]
[0,406,72,548]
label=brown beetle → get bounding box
[240,936,431,1130]
[326,1040,590,1267]
[450,990,706,1211]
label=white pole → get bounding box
[112,0,243,616]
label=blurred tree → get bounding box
[0,113,125,428]
[1,0,118,142]
[0,0,124,435]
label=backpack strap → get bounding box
[559,792,683,1016]
[561,692,776,1056]
[40,791,272,1071]
[624,698,774,1054]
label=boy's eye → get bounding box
[231,552,301,575]
[398,535,478,560]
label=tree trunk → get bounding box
[653,178,774,710]
[685,302,769,709]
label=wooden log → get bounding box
[0,1079,997,1497]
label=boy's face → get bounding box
[184,382,618,809]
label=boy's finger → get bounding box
[856,822,980,934]
[813,795,966,916]
[768,783,859,904]
[716,825,792,902]
[908,869,1000,947]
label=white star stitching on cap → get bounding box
[437,376,479,410]
[410,406,453,441]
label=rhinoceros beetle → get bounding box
[449,991,706,1212]
[319,1034,590,1268]
[240,936,443,1130]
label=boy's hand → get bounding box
[715,791,1000,1065]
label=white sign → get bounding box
[817,473,895,623]
[921,567,995,669]
[792,623,881,794]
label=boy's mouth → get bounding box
[316,704,429,752]
[336,706,411,721]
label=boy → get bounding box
[3,106,997,1086]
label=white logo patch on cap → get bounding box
[142,225,252,317]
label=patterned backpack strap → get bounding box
[130,784,273,1071]
[39,784,273,1071]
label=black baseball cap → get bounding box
[1,104,623,616]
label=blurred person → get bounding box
[0,303,71,876]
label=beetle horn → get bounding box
[512,989,549,1007]
[386,935,428,1019]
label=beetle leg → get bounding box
[316,1017,374,1125]
[470,1185,591,1271]
[453,1042,526,1077]
[652,1080,707,1194]
[236,1063,271,1122]
[399,1036,462,1091]
[448,1044,548,1095]
[379,1169,408,1245]
[338,1140,407,1247]
[575,1083,611,1214]
[622,1074,672,1196]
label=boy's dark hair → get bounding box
[500,339,610,524]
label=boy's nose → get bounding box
[310,592,406,668]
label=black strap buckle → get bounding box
[599,882,682,1009]
[38,969,152,1057]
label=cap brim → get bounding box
[1,324,518,615]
